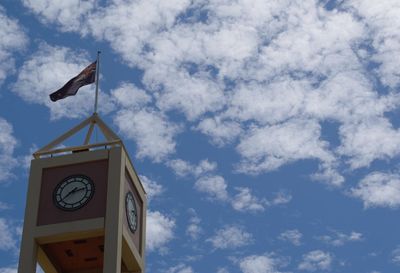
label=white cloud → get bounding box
[146,211,175,252]
[191,171,286,212]
[0,118,17,153]
[317,231,363,246]
[338,118,400,169]
[12,43,114,120]
[305,72,394,122]
[21,0,96,32]
[0,6,28,85]
[0,117,18,183]
[271,191,292,205]
[351,172,400,208]
[150,68,226,121]
[168,159,217,178]
[186,220,201,241]
[231,187,266,212]
[236,119,334,175]
[174,164,271,213]
[86,0,192,64]
[207,225,253,250]
[167,159,193,177]
[392,245,400,264]
[344,0,400,88]
[239,255,282,273]
[186,209,202,240]
[169,158,271,214]
[0,267,17,273]
[139,175,163,202]
[0,218,17,252]
[166,263,194,273]
[111,82,152,109]
[114,109,180,162]
[228,80,306,126]
[169,160,274,213]
[111,81,181,163]
[19,144,38,171]
[194,175,229,202]
[246,2,364,81]
[298,250,333,271]
[278,229,302,246]
[195,117,241,146]
[311,164,345,187]
[0,201,11,211]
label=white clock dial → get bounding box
[125,191,138,233]
[53,175,95,211]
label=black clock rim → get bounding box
[125,191,138,233]
[52,174,95,211]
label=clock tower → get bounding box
[18,114,147,273]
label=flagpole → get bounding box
[94,51,101,114]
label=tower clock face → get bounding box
[125,191,138,233]
[53,175,95,211]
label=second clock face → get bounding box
[53,175,95,211]
[125,191,138,233]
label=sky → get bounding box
[0,0,400,272]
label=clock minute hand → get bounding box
[62,187,85,201]
[72,187,85,193]
[62,187,78,200]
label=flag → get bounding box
[49,61,97,102]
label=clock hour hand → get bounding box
[62,187,77,200]
[62,187,85,200]
[72,187,85,193]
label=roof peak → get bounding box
[34,114,121,159]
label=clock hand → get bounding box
[62,187,78,200]
[62,187,85,200]
[72,187,85,193]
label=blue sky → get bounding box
[1,0,400,272]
